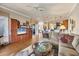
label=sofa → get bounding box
[58,34,79,56]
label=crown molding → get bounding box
[0,5,30,18]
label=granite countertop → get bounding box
[17,31,26,35]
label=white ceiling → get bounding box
[0,3,77,22]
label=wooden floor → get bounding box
[0,35,41,56]
[0,39,32,56]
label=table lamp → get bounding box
[60,25,66,32]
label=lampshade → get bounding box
[60,25,66,30]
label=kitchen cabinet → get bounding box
[11,19,32,43]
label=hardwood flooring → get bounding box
[0,39,32,56]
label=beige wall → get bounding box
[69,6,79,35]
[0,11,9,17]
[0,10,29,25]
[70,15,79,34]
[9,13,28,25]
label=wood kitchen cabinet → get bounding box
[17,34,27,40]
[11,19,32,43]
[11,19,18,30]
[28,29,32,39]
